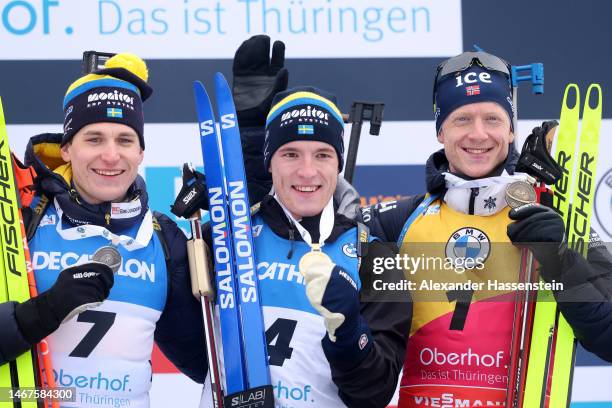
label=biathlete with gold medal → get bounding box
[362,51,612,407]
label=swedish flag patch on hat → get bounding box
[107,107,123,118]
[298,124,314,135]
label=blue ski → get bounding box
[214,73,271,388]
[193,80,247,394]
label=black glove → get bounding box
[515,120,562,185]
[507,203,567,279]
[15,262,114,344]
[171,163,209,218]
[232,35,288,128]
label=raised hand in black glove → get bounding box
[15,261,114,344]
[507,203,568,279]
[232,35,288,128]
[515,120,562,185]
[171,163,208,218]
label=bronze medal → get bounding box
[505,181,537,209]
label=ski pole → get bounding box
[504,61,545,408]
[343,102,384,184]
[186,208,224,408]
[505,194,539,408]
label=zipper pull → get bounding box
[469,187,480,215]
[105,213,111,225]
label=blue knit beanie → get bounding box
[264,86,345,171]
[434,66,514,133]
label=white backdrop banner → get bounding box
[0,0,462,59]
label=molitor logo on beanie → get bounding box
[264,86,345,171]
[62,53,153,149]
[434,65,514,133]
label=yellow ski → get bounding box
[0,97,38,408]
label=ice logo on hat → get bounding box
[455,71,493,88]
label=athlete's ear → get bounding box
[137,148,144,165]
[60,143,72,163]
[437,129,445,144]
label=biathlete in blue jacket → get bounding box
[174,85,411,408]
[0,53,207,408]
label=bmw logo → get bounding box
[342,243,358,258]
[594,168,612,239]
[445,227,491,272]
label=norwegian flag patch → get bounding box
[466,85,481,96]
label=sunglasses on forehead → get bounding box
[437,52,511,78]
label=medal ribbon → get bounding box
[54,197,154,251]
[273,193,335,251]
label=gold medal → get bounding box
[299,249,333,278]
[505,181,537,209]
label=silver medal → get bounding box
[92,245,123,273]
